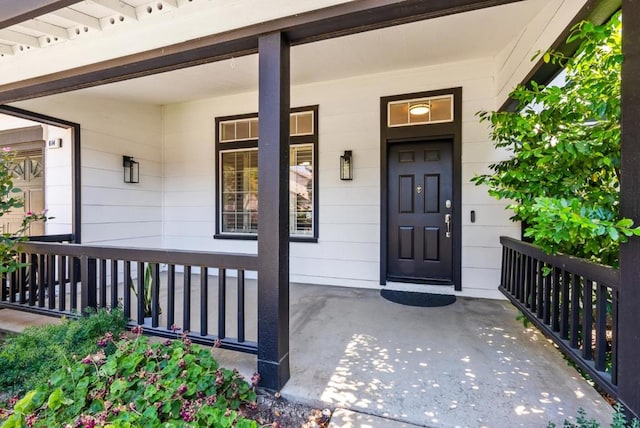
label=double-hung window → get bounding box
[215,106,318,241]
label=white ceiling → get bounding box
[69,0,552,105]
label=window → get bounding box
[215,106,318,240]
[387,94,453,127]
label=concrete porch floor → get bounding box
[1,282,613,427]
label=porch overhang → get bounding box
[0,0,528,104]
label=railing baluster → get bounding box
[560,270,570,339]
[136,261,145,325]
[18,253,27,304]
[200,267,208,336]
[58,255,66,312]
[80,256,97,313]
[570,274,581,349]
[500,246,507,289]
[582,279,594,360]
[183,265,191,332]
[38,254,45,307]
[516,254,525,303]
[100,259,107,308]
[124,261,131,319]
[507,248,515,294]
[110,260,118,309]
[28,253,37,306]
[537,262,544,319]
[218,268,226,340]
[0,271,6,302]
[151,263,160,328]
[543,265,551,325]
[530,258,538,312]
[237,270,245,343]
[69,257,77,311]
[8,267,16,303]
[552,268,561,332]
[594,283,608,371]
[167,264,175,330]
[47,254,56,310]
[612,289,618,385]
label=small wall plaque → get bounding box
[47,138,62,149]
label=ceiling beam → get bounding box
[0,0,80,30]
[0,30,41,48]
[0,0,524,103]
[49,8,102,31]
[13,20,69,40]
[91,0,138,20]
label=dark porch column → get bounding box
[257,31,291,390]
[619,0,640,418]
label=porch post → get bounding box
[257,31,290,390]
[619,0,640,418]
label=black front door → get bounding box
[387,140,453,283]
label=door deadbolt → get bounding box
[445,199,451,209]
[416,185,423,194]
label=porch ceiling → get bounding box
[4,0,552,106]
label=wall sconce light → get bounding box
[123,155,139,184]
[340,150,353,181]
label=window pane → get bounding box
[295,112,313,135]
[250,119,259,139]
[290,145,313,236]
[236,120,250,140]
[430,97,453,122]
[221,150,259,233]
[221,122,235,142]
[389,103,407,126]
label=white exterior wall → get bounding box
[495,0,589,105]
[42,124,73,235]
[163,58,521,298]
[14,94,163,247]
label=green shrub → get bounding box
[0,327,258,427]
[548,405,640,428]
[0,308,127,395]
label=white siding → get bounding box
[163,58,520,297]
[495,0,589,105]
[43,124,73,235]
[13,94,163,246]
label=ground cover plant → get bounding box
[549,405,640,428]
[0,326,259,427]
[0,308,127,396]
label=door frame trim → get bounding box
[380,87,462,290]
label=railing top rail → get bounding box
[500,236,619,289]
[17,241,258,271]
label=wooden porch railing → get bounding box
[500,236,619,398]
[0,242,258,354]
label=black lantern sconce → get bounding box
[340,150,353,181]
[123,155,139,184]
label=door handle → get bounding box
[445,214,451,238]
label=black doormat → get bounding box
[380,289,456,307]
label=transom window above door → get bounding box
[215,106,318,241]
[387,94,453,127]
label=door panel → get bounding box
[388,141,453,282]
[2,149,45,236]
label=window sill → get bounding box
[214,234,317,243]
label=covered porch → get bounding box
[1,0,639,423]
[0,280,613,427]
